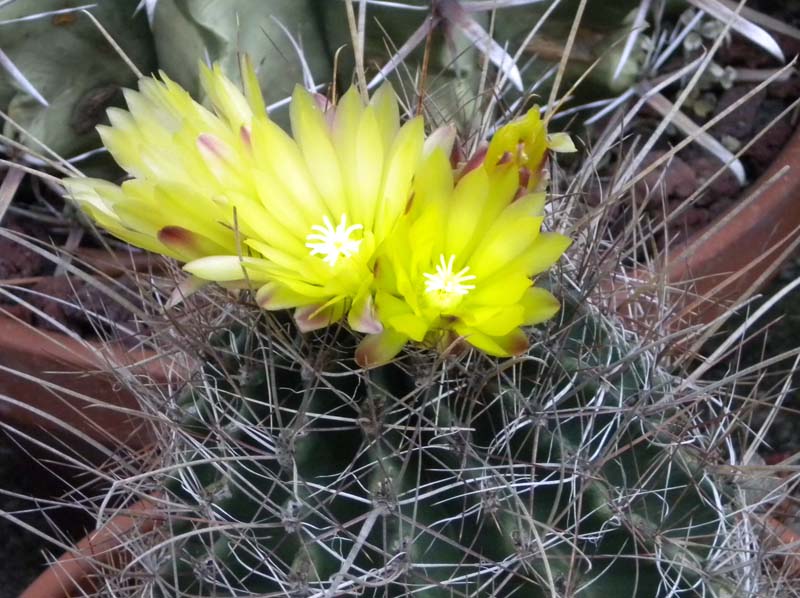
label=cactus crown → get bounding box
[126,288,744,598]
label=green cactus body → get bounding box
[151,0,332,129]
[0,0,156,158]
[316,0,646,114]
[149,296,731,597]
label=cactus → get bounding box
[57,60,745,594]
[135,291,738,597]
[0,0,156,158]
[317,0,644,113]
[151,0,331,129]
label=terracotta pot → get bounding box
[20,497,161,598]
[0,315,163,449]
[609,120,800,329]
[668,120,800,323]
[0,247,169,448]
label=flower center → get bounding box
[423,254,476,310]
[306,214,363,267]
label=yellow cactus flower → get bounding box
[482,107,576,192]
[355,120,572,367]
[183,79,425,331]
[64,58,426,333]
[63,64,250,263]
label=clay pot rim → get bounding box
[607,109,800,330]
[19,497,160,598]
[0,313,165,448]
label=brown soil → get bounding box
[0,205,147,346]
[608,11,800,247]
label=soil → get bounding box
[601,2,800,246]
[0,206,148,346]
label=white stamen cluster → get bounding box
[423,254,476,306]
[306,214,363,267]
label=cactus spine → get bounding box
[141,294,735,597]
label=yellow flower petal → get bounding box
[507,232,573,276]
[547,132,577,153]
[295,302,346,332]
[239,54,266,118]
[521,287,561,325]
[370,82,400,155]
[290,85,348,219]
[256,281,316,310]
[250,117,329,225]
[454,325,529,357]
[199,62,253,130]
[466,273,531,306]
[423,125,457,159]
[468,216,543,279]
[480,162,520,225]
[374,289,428,341]
[157,226,233,260]
[349,285,383,334]
[459,305,524,337]
[184,256,271,282]
[444,167,489,259]
[375,116,424,240]
[355,329,409,368]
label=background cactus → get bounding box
[0,0,156,158]
[128,290,744,597]
[2,1,785,162]
[151,0,331,129]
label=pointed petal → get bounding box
[375,116,425,240]
[467,273,531,306]
[412,148,454,215]
[183,256,271,282]
[352,105,384,231]
[468,193,549,276]
[250,117,328,225]
[252,168,310,234]
[240,54,266,118]
[481,163,525,225]
[63,177,120,221]
[295,302,344,332]
[157,226,232,260]
[510,232,572,276]
[455,325,529,357]
[256,282,316,310]
[332,86,364,151]
[166,276,209,309]
[355,330,409,369]
[290,85,347,219]
[458,303,525,336]
[468,216,544,279]
[423,124,457,159]
[370,82,400,155]
[445,166,489,258]
[376,291,428,342]
[521,287,561,325]
[548,132,577,153]
[151,182,234,248]
[199,62,252,130]
[229,191,307,253]
[349,288,383,334]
